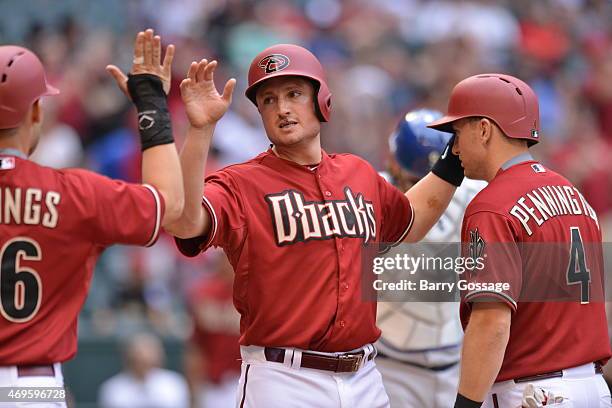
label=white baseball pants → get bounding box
[483,363,611,408]
[236,345,390,408]
[376,355,459,408]
[0,363,66,408]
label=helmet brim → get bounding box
[245,71,319,104]
[44,84,60,96]
[426,114,469,133]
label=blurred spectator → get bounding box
[183,251,241,408]
[98,333,190,408]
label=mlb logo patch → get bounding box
[531,163,546,173]
[0,157,15,170]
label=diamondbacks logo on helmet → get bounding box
[258,54,290,74]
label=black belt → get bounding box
[17,365,55,377]
[514,362,603,383]
[264,347,374,373]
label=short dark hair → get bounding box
[0,127,18,137]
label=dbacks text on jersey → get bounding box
[266,187,376,246]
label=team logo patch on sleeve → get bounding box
[0,157,15,170]
[468,228,486,264]
[258,54,290,74]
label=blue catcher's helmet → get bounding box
[389,109,451,179]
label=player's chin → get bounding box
[270,131,306,146]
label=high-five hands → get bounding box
[106,28,175,97]
[180,59,236,129]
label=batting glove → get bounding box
[521,383,567,407]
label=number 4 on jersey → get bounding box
[566,227,590,304]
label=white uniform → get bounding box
[376,178,486,408]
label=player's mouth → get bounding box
[279,120,298,129]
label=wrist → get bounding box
[127,74,174,151]
[189,122,216,133]
[454,393,483,408]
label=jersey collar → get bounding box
[500,152,534,171]
[263,147,329,173]
[0,148,27,159]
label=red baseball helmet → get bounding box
[0,45,59,129]
[245,44,332,122]
[428,73,540,145]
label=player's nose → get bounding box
[276,96,291,115]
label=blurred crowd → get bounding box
[1,0,611,349]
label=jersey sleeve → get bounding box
[460,211,522,312]
[66,169,164,247]
[175,170,245,257]
[377,173,413,246]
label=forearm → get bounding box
[404,172,456,242]
[164,124,213,238]
[458,305,511,402]
[142,143,184,225]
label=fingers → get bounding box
[134,31,145,64]
[195,59,208,82]
[203,60,217,82]
[105,65,129,97]
[179,78,191,94]
[221,78,237,103]
[144,29,154,66]
[187,61,198,81]
[162,44,175,73]
[153,35,161,67]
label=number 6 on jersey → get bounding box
[0,237,42,322]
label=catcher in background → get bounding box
[376,109,486,408]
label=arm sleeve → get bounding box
[377,173,414,246]
[68,169,164,247]
[175,170,245,257]
[460,211,522,312]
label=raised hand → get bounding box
[180,59,236,129]
[106,28,175,98]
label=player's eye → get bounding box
[262,96,274,105]
[289,90,302,98]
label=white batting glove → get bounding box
[521,384,567,407]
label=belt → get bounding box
[17,365,55,377]
[264,347,374,373]
[514,362,603,383]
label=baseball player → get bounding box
[168,44,466,407]
[0,29,184,406]
[376,109,486,408]
[426,74,612,407]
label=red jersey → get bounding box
[176,149,413,352]
[459,157,611,381]
[188,274,241,383]
[0,153,164,364]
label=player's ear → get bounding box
[479,117,493,145]
[31,99,43,126]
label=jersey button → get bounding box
[339,320,346,328]
[342,282,349,290]
[325,191,332,197]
